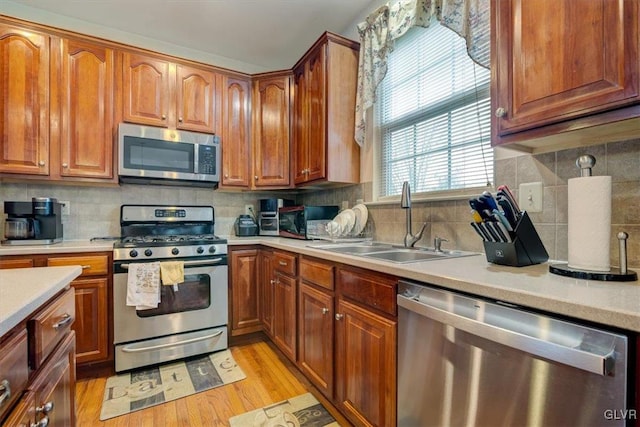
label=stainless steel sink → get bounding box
[307,241,478,263]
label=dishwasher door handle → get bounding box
[397,294,615,376]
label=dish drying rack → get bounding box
[307,219,373,243]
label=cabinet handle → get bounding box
[36,401,54,414]
[0,379,10,405]
[270,279,275,285]
[278,261,288,266]
[52,313,73,329]
[161,114,167,120]
[178,117,183,122]
[34,416,49,427]
[38,161,45,166]
[81,265,91,270]
[62,163,68,168]
[495,107,507,118]
[254,176,258,180]
[335,313,344,320]
[322,308,329,315]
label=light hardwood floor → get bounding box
[76,337,351,426]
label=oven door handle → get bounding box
[120,258,224,269]
[120,330,224,353]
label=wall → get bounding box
[300,138,640,269]
[0,183,297,239]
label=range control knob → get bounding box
[172,248,180,255]
[129,249,138,258]
[196,246,204,254]
[144,249,153,257]
[208,246,216,254]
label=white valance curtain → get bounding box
[354,0,490,146]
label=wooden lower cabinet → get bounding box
[335,298,396,427]
[229,248,261,336]
[258,250,275,337]
[0,252,112,370]
[298,282,334,399]
[273,272,297,361]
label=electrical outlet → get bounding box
[60,201,71,215]
[244,204,255,216]
[518,182,543,213]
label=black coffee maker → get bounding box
[3,197,63,245]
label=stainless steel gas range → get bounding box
[112,205,228,372]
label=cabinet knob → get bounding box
[495,107,507,118]
[36,401,54,414]
[224,174,229,178]
[39,160,45,166]
[322,307,329,315]
[270,279,275,285]
[0,379,10,405]
[34,416,49,427]
[178,117,183,122]
[335,313,344,320]
[254,176,258,180]
[62,163,68,168]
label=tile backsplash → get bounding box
[2,138,639,268]
[299,138,640,269]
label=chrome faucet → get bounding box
[401,181,427,247]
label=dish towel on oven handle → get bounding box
[126,262,161,310]
[160,261,184,291]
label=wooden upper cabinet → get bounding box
[56,38,114,179]
[176,64,217,133]
[292,32,360,186]
[221,76,251,187]
[252,72,291,188]
[492,0,640,150]
[122,52,171,127]
[0,25,50,176]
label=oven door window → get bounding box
[123,136,194,173]
[136,273,210,317]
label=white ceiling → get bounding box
[2,0,381,74]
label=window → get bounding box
[377,23,492,199]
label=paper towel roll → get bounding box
[567,175,611,271]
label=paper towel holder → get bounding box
[549,231,638,282]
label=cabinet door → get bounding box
[176,65,217,133]
[305,46,327,182]
[335,298,396,427]
[30,332,75,427]
[122,52,172,127]
[493,0,639,137]
[253,75,291,187]
[0,25,50,176]
[292,66,309,184]
[57,38,114,179]
[298,282,333,399]
[221,76,251,187]
[258,250,274,336]
[230,248,261,335]
[71,278,108,365]
[273,273,296,362]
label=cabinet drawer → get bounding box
[47,254,108,277]
[0,329,28,421]
[273,251,297,276]
[337,268,397,316]
[0,258,34,269]
[300,256,334,290]
[29,287,75,370]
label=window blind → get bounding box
[377,23,492,198]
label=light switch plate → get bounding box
[519,182,543,213]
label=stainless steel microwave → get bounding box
[118,123,220,187]
[278,205,339,240]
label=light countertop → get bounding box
[1,237,639,333]
[0,266,82,336]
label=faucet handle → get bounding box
[434,236,448,252]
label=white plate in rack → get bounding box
[335,209,356,236]
[352,204,368,236]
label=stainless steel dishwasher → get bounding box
[397,280,631,427]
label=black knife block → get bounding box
[481,211,549,267]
